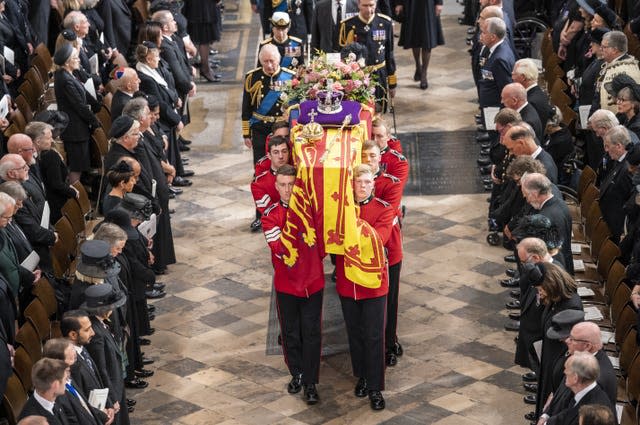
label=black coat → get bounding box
[56,389,106,425]
[311,0,358,53]
[38,149,76,224]
[70,346,116,407]
[538,195,573,274]
[520,103,544,144]
[18,395,70,425]
[159,35,192,97]
[0,274,16,345]
[24,165,47,212]
[599,158,633,242]
[96,0,132,54]
[13,196,55,271]
[5,219,33,263]
[54,69,100,143]
[535,149,559,184]
[544,125,574,171]
[85,316,126,405]
[546,383,615,425]
[110,90,133,120]
[527,85,554,128]
[515,284,544,370]
[137,69,181,128]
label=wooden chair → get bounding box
[51,240,71,279]
[72,181,92,216]
[12,346,33,392]
[54,215,77,258]
[624,351,640,421]
[61,198,86,237]
[4,123,20,139]
[24,298,52,341]
[96,106,111,134]
[615,304,637,346]
[10,109,27,132]
[132,0,149,23]
[15,321,42,363]
[15,94,34,122]
[18,80,40,111]
[24,67,45,95]
[35,43,53,71]
[31,54,52,84]
[91,127,109,157]
[32,277,58,318]
[2,374,28,425]
[102,91,113,113]
[603,261,627,304]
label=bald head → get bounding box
[116,68,140,95]
[0,153,28,182]
[570,322,603,352]
[501,83,527,109]
[7,133,35,165]
[18,416,49,425]
[479,5,503,20]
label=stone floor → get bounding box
[128,1,534,423]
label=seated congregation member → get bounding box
[7,133,47,213]
[122,96,176,275]
[18,358,70,424]
[538,321,616,423]
[0,154,57,273]
[598,125,634,243]
[500,83,544,143]
[81,284,131,425]
[26,122,79,224]
[261,164,323,405]
[251,136,290,227]
[102,160,136,215]
[336,164,395,411]
[524,262,582,419]
[360,140,404,365]
[110,68,141,119]
[53,43,101,185]
[42,338,113,425]
[541,352,614,425]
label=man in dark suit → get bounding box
[96,0,132,55]
[501,83,544,143]
[477,17,515,113]
[153,10,198,93]
[542,352,615,425]
[512,58,554,129]
[599,125,634,242]
[7,134,47,212]
[110,68,141,120]
[18,358,71,425]
[502,123,558,183]
[311,0,358,53]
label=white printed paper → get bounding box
[138,213,156,240]
[89,54,99,75]
[326,53,341,65]
[84,78,96,100]
[3,46,14,65]
[483,107,500,130]
[573,259,585,272]
[40,202,50,229]
[579,105,591,130]
[88,388,109,410]
[20,251,40,272]
[0,95,9,118]
[577,287,595,297]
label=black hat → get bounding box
[512,214,563,249]
[594,4,618,28]
[109,160,133,173]
[604,74,640,100]
[103,209,139,240]
[577,0,606,15]
[109,116,136,139]
[53,43,74,66]
[120,193,153,221]
[80,283,127,313]
[61,29,77,41]
[589,27,610,44]
[546,309,585,340]
[77,240,121,278]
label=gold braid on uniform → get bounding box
[339,24,355,48]
[245,77,263,108]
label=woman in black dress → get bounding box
[102,160,136,215]
[395,0,444,89]
[184,0,221,81]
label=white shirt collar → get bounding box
[531,145,543,158]
[489,38,504,55]
[619,152,627,162]
[33,390,56,415]
[574,381,598,405]
[516,102,529,113]
[526,83,538,92]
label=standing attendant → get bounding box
[394,0,444,89]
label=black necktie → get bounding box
[336,0,342,24]
[80,348,95,374]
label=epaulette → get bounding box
[381,173,400,183]
[256,155,269,165]
[341,14,356,23]
[253,170,269,182]
[245,67,261,76]
[264,203,278,216]
[289,35,302,43]
[377,13,392,21]
[375,197,391,207]
[281,67,296,74]
[260,37,273,45]
[389,149,407,161]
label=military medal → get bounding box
[364,24,370,31]
[295,0,301,15]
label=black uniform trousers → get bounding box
[340,294,387,391]
[250,122,271,166]
[385,261,401,352]
[276,289,323,384]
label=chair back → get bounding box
[2,374,27,425]
[15,321,42,363]
[12,346,33,392]
[24,298,51,342]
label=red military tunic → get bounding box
[262,201,325,297]
[250,169,279,214]
[254,155,272,176]
[387,137,402,154]
[336,196,395,300]
[374,171,403,266]
[380,147,409,189]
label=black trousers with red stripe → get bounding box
[275,289,323,384]
[385,261,401,352]
[339,294,387,391]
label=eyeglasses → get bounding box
[11,164,28,171]
[0,215,12,220]
[18,147,34,152]
[567,335,590,344]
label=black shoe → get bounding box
[500,277,520,288]
[182,158,190,164]
[386,352,397,366]
[477,124,487,132]
[148,313,156,321]
[173,176,192,187]
[483,183,493,191]
[523,372,537,382]
[475,113,482,120]
[524,394,536,404]
[510,288,521,298]
[354,377,368,397]
[179,144,191,151]
[524,383,538,392]
[200,72,222,83]
[153,283,165,291]
[476,133,491,142]
[209,49,219,55]
[135,369,154,378]
[250,218,262,232]
[142,356,154,365]
[420,80,428,90]
[477,157,491,166]
[128,405,135,413]
[126,398,136,407]
[479,142,491,149]
[505,268,516,277]
[145,328,155,335]
[504,320,519,331]
[482,177,493,185]
[148,305,156,313]
[180,137,192,145]
[304,384,319,405]
[525,412,536,421]
[145,289,166,299]
[480,148,490,156]
[504,254,516,263]
[368,391,385,410]
[413,69,420,81]
[506,300,520,309]
[168,192,175,199]
[169,186,183,195]
[180,170,195,177]
[288,374,303,394]
[508,312,520,320]
[393,341,403,356]
[138,337,151,346]
[480,165,492,174]
[125,378,148,389]
[153,268,167,276]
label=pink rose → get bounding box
[292,78,300,87]
[332,82,344,91]
[350,62,360,71]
